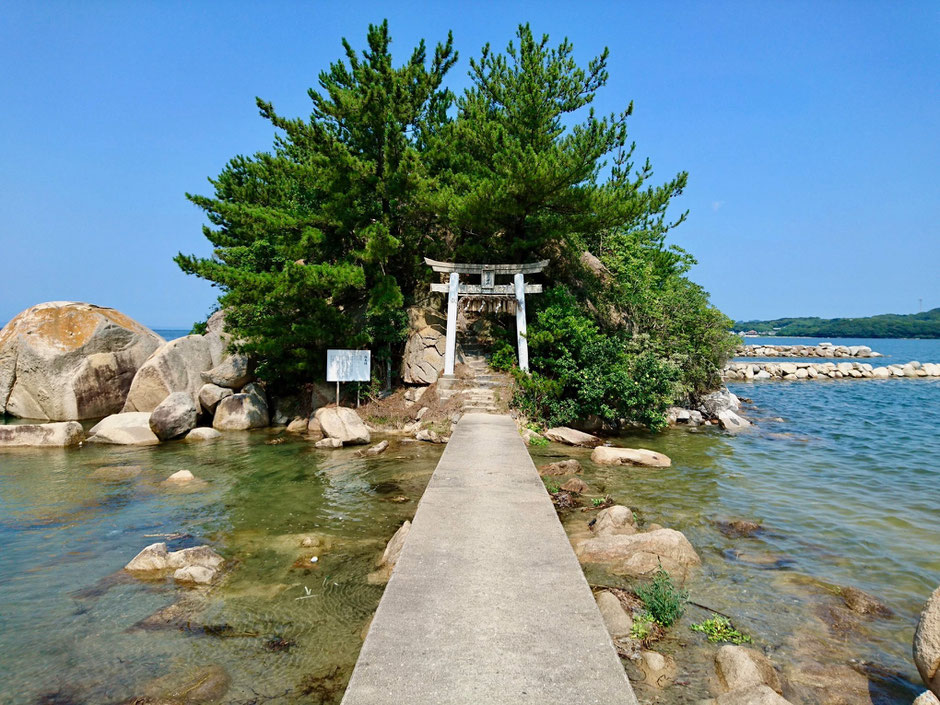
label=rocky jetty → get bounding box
[737,343,882,358]
[0,301,163,420]
[723,360,940,381]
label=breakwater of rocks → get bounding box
[736,343,883,358]
[723,360,940,381]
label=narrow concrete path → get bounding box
[342,413,637,705]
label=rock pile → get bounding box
[736,343,882,358]
[125,542,225,585]
[723,360,940,381]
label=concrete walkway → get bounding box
[341,413,637,705]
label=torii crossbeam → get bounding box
[425,258,548,377]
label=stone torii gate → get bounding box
[425,258,547,378]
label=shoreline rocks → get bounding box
[315,406,370,445]
[723,360,940,381]
[737,343,882,358]
[544,426,602,447]
[576,527,701,580]
[149,391,198,440]
[125,542,224,584]
[914,586,940,696]
[86,412,159,445]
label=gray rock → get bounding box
[123,335,213,412]
[639,650,677,689]
[594,591,633,638]
[203,309,232,367]
[197,383,232,413]
[0,301,163,420]
[286,417,309,433]
[184,427,221,442]
[369,520,411,583]
[200,353,252,389]
[167,545,224,570]
[0,421,84,447]
[315,437,343,448]
[87,412,159,445]
[698,387,740,417]
[718,410,752,433]
[213,385,269,431]
[544,426,601,447]
[365,440,389,455]
[561,477,588,494]
[149,391,198,440]
[314,406,370,445]
[914,586,940,697]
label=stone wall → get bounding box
[723,360,940,381]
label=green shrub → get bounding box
[690,616,752,644]
[634,568,688,627]
[544,480,560,494]
[490,344,517,372]
[630,613,656,641]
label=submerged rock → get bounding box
[915,586,940,696]
[639,650,677,689]
[0,301,163,420]
[716,519,764,538]
[841,586,892,617]
[315,406,370,445]
[315,437,343,449]
[90,465,142,480]
[134,664,231,704]
[544,426,601,447]
[594,590,633,639]
[149,391,198,440]
[86,412,159,445]
[576,528,701,580]
[539,459,583,476]
[184,427,221,442]
[365,440,389,455]
[0,421,84,447]
[173,565,216,585]
[590,446,671,468]
[715,644,782,694]
[718,409,752,433]
[125,542,170,571]
[560,477,588,494]
[715,685,792,705]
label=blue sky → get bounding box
[1,1,937,327]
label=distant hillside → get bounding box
[734,308,940,339]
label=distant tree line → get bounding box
[735,308,940,339]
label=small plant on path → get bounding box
[690,616,752,644]
[634,568,688,627]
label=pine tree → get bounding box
[176,21,456,386]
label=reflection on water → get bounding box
[0,431,444,705]
[532,375,939,702]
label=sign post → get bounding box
[326,350,371,407]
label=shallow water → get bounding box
[533,338,940,701]
[0,431,444,704]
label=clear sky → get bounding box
[1,1,937,327]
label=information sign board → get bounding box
[326,349,371,382]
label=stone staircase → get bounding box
[439,343,509,414]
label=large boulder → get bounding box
[149,391,198,440]
[213,383,269,431]
[544,426,601,447]
[576,528,701,580]
[718,410,752,434]
[914,586,940,696]
[0,421,84,447]
[591,446,671,467]
[401,307,448,384]
[0,301,163,420]
[123,335,213,412]
[369,520,411,583]
[715,645,782,694]
[200,353,252,389]
[202,309,231,367]
[539,459,583,476]
[314,406,371,445]
[716,686,792,705]
[86,412,159,445]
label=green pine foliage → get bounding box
[177,21,737,423]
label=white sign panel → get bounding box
[327,349,371,382]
